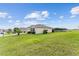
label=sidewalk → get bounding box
[0,33,26,37]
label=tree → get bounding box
[7,29,12,34]
[13,28,21,35]
[54,28,67,32]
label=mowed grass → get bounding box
[0,30,79,56]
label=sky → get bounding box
[0,3,79,29]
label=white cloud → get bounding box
[16,20,20,23]
[59,16,64,19]
[0,12,12,19]
[14,20,21,26]
[0,12,8,18]
[25,12,40,19]
[70,6,79,19]
[70,15,76,18]
[22,20,47,27]
[22,21,39,27]
[8,20,12,23]
[13,20,39,28]
[15,22,20,26]
[14,22,21,27]
[71,6,79,15]
[41,11,49,18]
[24,10,49,20]
[8,16,12,19]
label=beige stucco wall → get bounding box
[35,28,52,34]
[21,28,30,33]
[47,29,52,32]
[21,28,53,34]
[35,28,44,34]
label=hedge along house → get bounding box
[20,24,53,34]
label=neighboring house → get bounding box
[0,29,11,34]
[0,29,5,33]
[20,28,31,33]
[20,24,53,34]
[0,29,3,32]
[0,29,5,36]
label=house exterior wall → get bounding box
[20,27,53,34]
[25,28,31,32]
[21,28,30,33]
[35,28,52,34]
[47,28,52,32]
[35,28,44,34]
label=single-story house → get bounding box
[20,24,53,34]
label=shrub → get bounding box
[27,31,36,34]
[27,31,31,34]
[43,30,48,34]
[32,31,35,34]
[27,30,36,34]
[52,29,54,32]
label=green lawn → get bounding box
[0,30,79,56]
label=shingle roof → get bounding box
[27,24,53,29]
